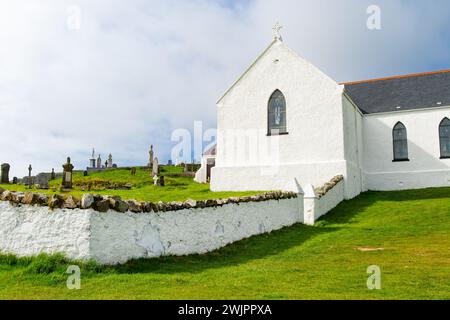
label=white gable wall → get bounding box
[342,94,365,198]
[211,40,356,195]
[363,107,450,190]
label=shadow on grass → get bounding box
[107,224,338,275]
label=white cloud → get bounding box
[0,0,449,177]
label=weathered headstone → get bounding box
[130,167,136,176]
[83,170,88,176]
[28,165,32,189]
[96,155,102,169]
[35,173,49,189]
[152,157,159,176]
[12,177,18,184]
[62,157,74,189]
[112,164,118,168]
[51,168,56,180]
[159,175,165,187]
[1,163,10,183]
[89,148,96,168]
[148,145,154,167]
[168,160,173,166]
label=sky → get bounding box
[1,0,450,177]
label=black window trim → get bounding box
[439,117,450,159]
[392,121,409,162]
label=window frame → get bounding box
[267,90,288,136]
[392,121,409,162]
[439,117,450,159]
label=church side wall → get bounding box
[363,107,450,190]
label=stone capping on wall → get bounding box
[0,187,297,214]
[313,175,344,199]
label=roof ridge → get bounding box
[341,69,450,86]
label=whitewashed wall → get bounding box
[89,197,303,264]
[363,107,450,190]
[211,39,349,194]
[194,154,215,183]
[0,202,91,260]
[303,180,345,225]
[0,197,304,265]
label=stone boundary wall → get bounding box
[0,187,297,213]
[0,194,303,264]
[0,178,345,264]
[303,175,345,225]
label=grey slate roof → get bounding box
[343,70,450,114]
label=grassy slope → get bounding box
[0,166,260,202]
[0,187,450,299]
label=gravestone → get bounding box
[148,145,154,167]
[96,155,102,169]
[51,168,56,180]
[159,175,165,187]
[152,157,159,176]
[108,154,113,168]
[153,174,158,186]
[0,163,10,184]
[112,164,118,168]
[28,165,32,189]
[62,157,74,189]
[1,163,10,183]
[35,173,49,189]
[130,167,136,176]
[12,177,18,184]
[83,170,88,176]
[168,160,173,166]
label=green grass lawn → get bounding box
[1,187,449,299]
[0,166,260,202]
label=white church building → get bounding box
[207,29,450,200]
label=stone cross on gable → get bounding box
[273,22,283,41]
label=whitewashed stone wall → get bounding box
[89,197,303,264]
[303,180,345,226]
[0,197,303,265]
[0,202,91,260]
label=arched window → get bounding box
[268,90,287,135]
[439,117,450,159]
[393,122,409,161]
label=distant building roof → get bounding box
[342,69,450,114]
[203,144,216,156]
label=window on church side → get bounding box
[393,122,409,161]
[439,117,450,159]
[268,90,287,135]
